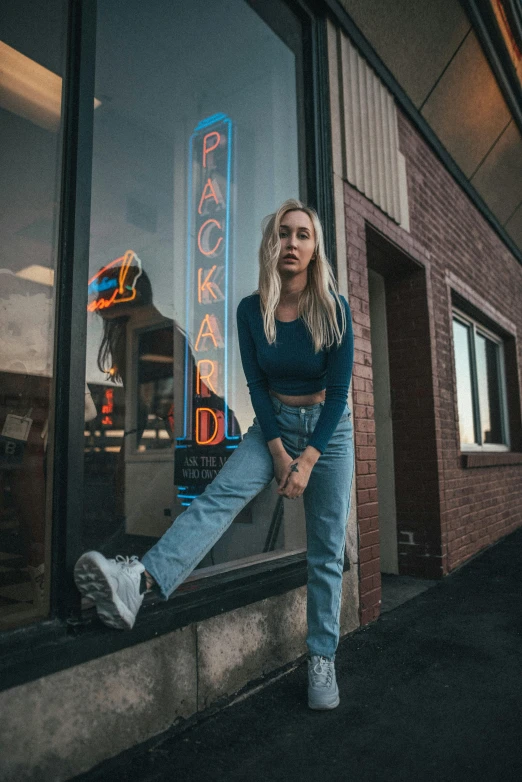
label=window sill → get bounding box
[0,552,352,693]
[461,452,522,468]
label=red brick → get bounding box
[360,606,380,626]
[355,419,376,433]
[356,474,377,489]
[359,546,374,563]
[359,559,380,579]
[342,106,522,581]
[356,446,376,461]
[361,587,382,610]
[358,502,379,519]
[360,530,380,548]
[357,489,371,505]
[359,575,374,594]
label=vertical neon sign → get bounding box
[101,388,114,426]
[175,113,240,501]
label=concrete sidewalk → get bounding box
[77,528,522,782]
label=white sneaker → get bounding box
[74,551,145,630]
[308,655,340,710]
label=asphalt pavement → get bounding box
[77,527,522,782]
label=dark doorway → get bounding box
[366,225,443,583]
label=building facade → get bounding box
[1,0,521,778]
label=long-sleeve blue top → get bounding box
[236,293,354,454]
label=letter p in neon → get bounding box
[203,132,221,168]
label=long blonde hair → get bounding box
[258,199,346,352]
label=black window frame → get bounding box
[0,0,341,693]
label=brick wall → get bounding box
[344,111,522,625]
[344,209,376,625]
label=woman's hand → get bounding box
[271,449,294,485]
[277,446,320,499]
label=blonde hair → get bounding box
[258,199,346,352]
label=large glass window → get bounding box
[452,310,509,450]
[0,0,67,628]
[82,0,307,582]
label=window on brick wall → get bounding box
[452,310,510,450]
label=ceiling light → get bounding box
[0,41,101,132]
[15,265,55,286]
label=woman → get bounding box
[75,199,354,710]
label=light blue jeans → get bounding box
[142,396,354,659]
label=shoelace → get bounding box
[311,657,334,687]
[113,555,140,568]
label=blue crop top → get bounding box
[236,293,354,454]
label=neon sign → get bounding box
[87,250,142,312]
[101,387,114,426]
[174,113,240,498]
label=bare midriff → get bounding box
[269,389,325,407]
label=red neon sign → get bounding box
[197,266,224,304]
[196,359,217,396]
[195,407,225,446]
[197,219,224,257]
[101,388,114,426]
[202,131,221,168]
[175,113,237,494]
[198,178,222,214]
[195,313,224,352]
[177,112,233,476]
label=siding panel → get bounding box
[339,33,402,223]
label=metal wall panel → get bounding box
[339,31,402,223]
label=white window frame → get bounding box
[452,308,510,452]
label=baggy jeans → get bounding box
[142,396,354,659]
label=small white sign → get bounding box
[2,414,32,442]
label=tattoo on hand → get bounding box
[290,463,299,473]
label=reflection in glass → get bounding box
[452,319,476,445]
[476,334,502,444]
[0,0,66,627]
[137,328,174,452]
[83,0,306,577]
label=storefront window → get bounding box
[0,0,67,627]
[83,0,307,579]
